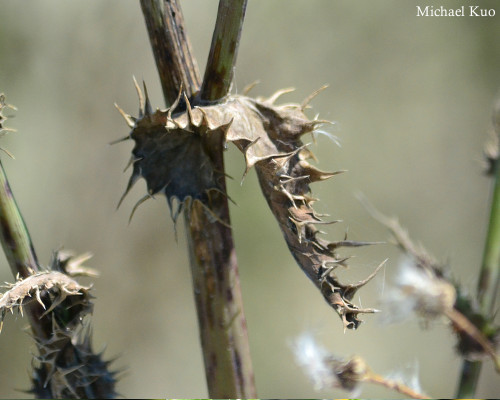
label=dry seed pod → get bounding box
[116,82,381,329]
[0,252,117,398]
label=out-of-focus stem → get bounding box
[200,0,248,101]
[477,143,500,315]
[0,159,38,278]
[365,371,430,399]
[456,360,481,398]
[445,308,500,372]
[140,1,256,397]
[0,97,53,340]
[456,101,500,397]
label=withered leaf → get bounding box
[116,84,381,329]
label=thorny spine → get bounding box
[117,87,383,330]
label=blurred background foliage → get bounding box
[0,0,499,398]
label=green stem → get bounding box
[200,0,248,101]
[456,106,500,397]
[456,360,482,398]
[0,152,53,341]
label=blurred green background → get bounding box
[0,0,499,398]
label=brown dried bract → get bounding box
[116,82,382,329]
[0,271,90,332]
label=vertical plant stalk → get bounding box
[140,1,256,397]
[0,97,51,340]
[140,0,201,103]
[456,102,500,397]
[0,160,39,279]
[200,0,247,101]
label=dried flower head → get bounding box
[366,204,500,369]
[380,257,456,324]
[291,332,428,398]
[291,332,364,394]
[292,332,337,390]
[0,251,117,397]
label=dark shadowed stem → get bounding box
[200,0,248,101]
[456,360,482,398]
[140,1,256,397]
[140,0,201,104]
[456,103,500,397]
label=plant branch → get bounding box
[445,308,500,372]
[0,95,54,341]
[0,97,38,278]
[139,1,256,397]
[364,371,430,399]
[456,99,500,397]
[200,0,248,101]
[0,159,39,279]
[140,0,201,104]
[477,135,500,315]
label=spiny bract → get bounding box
[115,80,381,330]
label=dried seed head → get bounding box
[292,332,337,390]
[116,83,228,222]
[291,332,366,395]
[51,250,99,277]
[380,257,456,324]
[30,319,118,398]
[329,355,368,392]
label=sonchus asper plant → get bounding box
[115,81,383,331]
[0,94,117,398]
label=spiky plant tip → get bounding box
[0,248,118,397]
[0,270,92,332]
[30,319,119,399]
[115,81,229,224]
[0,93,16,132]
